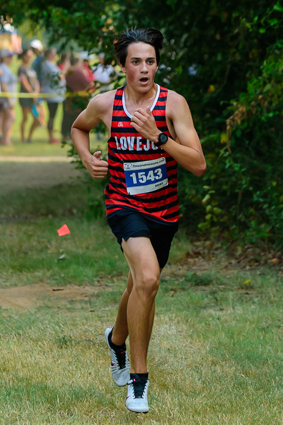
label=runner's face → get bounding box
[121,42,158,91]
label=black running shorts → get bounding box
[107,209,178,268]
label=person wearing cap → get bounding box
[0,49,17,145]
[31,39,44,83]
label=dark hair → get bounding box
[57,52,70,66]
[18,49,32,60]
[114,28,163,66]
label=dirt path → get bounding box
[0,283,99,310]
[0,161,82,194]
[0,157,103,311]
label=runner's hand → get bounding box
[83,151,108,179]
[130,106,160,143]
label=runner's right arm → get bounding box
[71,94,110,179]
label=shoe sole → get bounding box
[126,406,149,414]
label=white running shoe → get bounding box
[126,378,149,413]
[105,327,130,387]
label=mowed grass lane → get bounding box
[0,158,282,424]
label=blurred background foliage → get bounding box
[1,0,283,247]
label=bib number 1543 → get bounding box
[124,157,168,195]
[130,168,162,184]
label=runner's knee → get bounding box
[135,272,160,300]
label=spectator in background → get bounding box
[0,49,17,146]
[31,39,44,82]
[57,52,71,71]
[62,56,93,140]
[41,48,69,144]
[18,49,41,143]
[58,52,71,140]
[93,53,115,92]
[93,52,115,140]
[80,51,95,85]
[0,22,22,54]
[66,56,94,92]
[30,39,45,126]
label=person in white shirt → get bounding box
[93,53,115,92]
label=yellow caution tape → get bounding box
[0,91,94,98]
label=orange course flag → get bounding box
[57,224,71,237]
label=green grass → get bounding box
[0,159,283,423]
[0,268,282,424]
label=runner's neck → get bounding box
[122,84,160,119]
[124,83,157,106]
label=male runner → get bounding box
[71,28,206,413]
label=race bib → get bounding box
[124,157,168,195]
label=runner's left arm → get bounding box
[130,92,206,177]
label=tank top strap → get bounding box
[114,85,125,101]
[111,86,128,129]
[153,86,168,114]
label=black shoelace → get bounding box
[115,348,127,369]
[130,379,146,398]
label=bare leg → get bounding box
[112,269,155,354]
[112,271,133,346]
[20,107,29,142]
[2,107,15,145]
[48,129,54,142]
[120,237,160,373]
[28,115,40,141]
[47,102,60,143]
[37,103,45,126]
[147,300,155,352]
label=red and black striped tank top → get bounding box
[105,84,179,223]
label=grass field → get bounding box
[0,145,283,423]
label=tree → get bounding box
[1,0,283,246]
